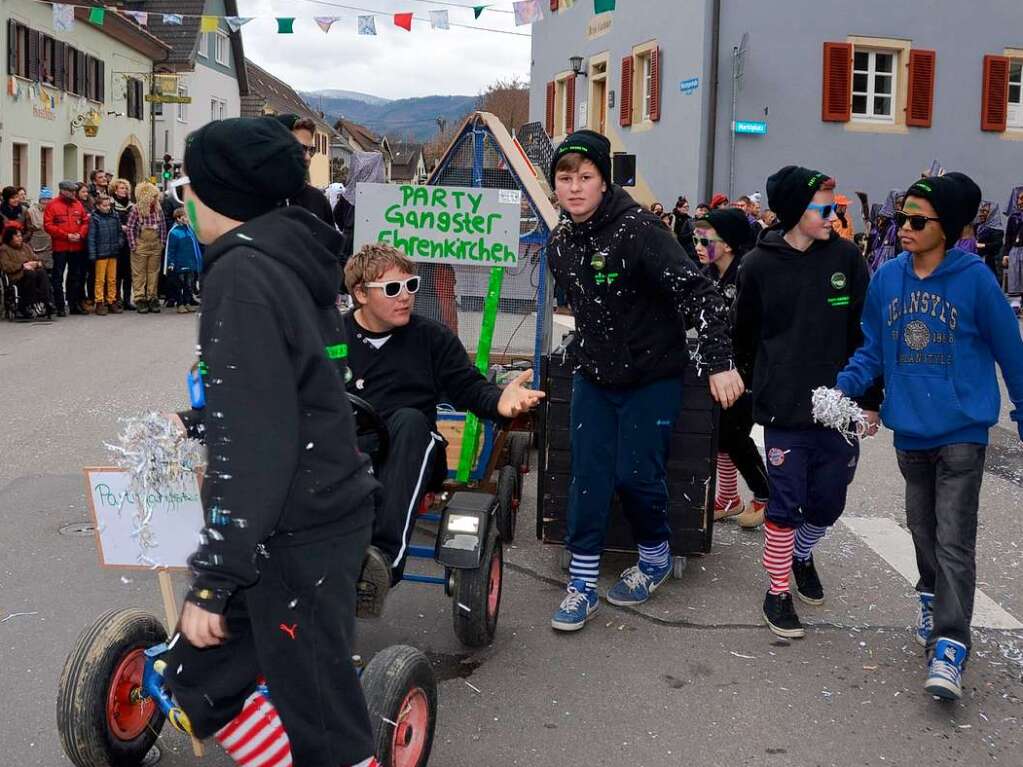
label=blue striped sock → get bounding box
[637,541,671,572]
[794,523,828,562]
[569,553,600,590]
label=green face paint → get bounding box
[185,199,201,239]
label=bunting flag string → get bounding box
[38,0,617,38]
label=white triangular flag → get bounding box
[314,16,340,33]
[358,15,376,35]
[429,10,450,29]
[512,0,543,25]
[124,10,148,26]
[53,4,75,32]
[163,14,183,25]
[223,16,252,32]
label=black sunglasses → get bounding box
[895,211,941,231]
[692,235,723,247]
[301,144,318,157]
[365,276,420,298]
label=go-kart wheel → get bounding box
[57,608,168,767]
[362,645,437,767]
[496,465,518,543]
[452,525,503,648]
[506,432,530,475]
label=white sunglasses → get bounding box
[168,175,190,206]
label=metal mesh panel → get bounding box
[515,122,555,183]
[413,127,551,367]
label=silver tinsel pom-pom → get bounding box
[106,413,204,561]
[811,387,870,444]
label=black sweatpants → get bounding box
[373,408,446,580]
[897,444,986,653]
[116,244,132,306]
[718,393,770,501]
[164,523,375,766]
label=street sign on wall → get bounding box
[733,120,768,135]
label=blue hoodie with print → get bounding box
[837,248,1023,450]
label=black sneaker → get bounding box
[356,545,391,619]
[763,591,806,638]
[792,557,825,605]
[149,299,161,314]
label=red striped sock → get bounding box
[715,453,740,509]
[763,521,795,595]
[215,688,292,767]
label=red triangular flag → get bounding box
[394,12,413,31]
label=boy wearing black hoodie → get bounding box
[546,130,744,632]
[837,172,1023,700]
[733,166,882,639]
[164,118,380,767]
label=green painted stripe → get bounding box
[325,343,348,360]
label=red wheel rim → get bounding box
[106,648,156,741]
[392,688,429,767]
[487,545,502,621]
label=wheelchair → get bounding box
[56,395,439,767]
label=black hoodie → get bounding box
[178,206,378,614]
[733,229,882,429]
[548,186,733,388]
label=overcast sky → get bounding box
[237,0,532,100]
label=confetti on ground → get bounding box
[1,612,39,623]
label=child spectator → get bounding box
[87,194,124,315]
[164,207,202,313]
[127,182,167,314]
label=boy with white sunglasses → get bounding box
[342,243,545,609]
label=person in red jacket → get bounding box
[43,180,89,316]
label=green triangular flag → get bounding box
[473,5,487,19]
[88,7,105,25]
[276,17,295,34]
[594,0,615,12]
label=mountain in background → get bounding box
[301,91,479,142]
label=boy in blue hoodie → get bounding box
[164,207,202,313]
[837,172,1023,701]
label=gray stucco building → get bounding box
[531,1,1023,224]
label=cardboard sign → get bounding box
[353,182,522,268]
[83,467,205,571]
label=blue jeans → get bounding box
[566,374,683,557]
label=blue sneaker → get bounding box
[606,562,671,607]
[551,580,599,632]
[915,592,935,647]
[925,638,968,700]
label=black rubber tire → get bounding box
[496,465,518,543]
[362,645,437,767]
[452,525,503,648]
[57,608,168,767]
[506,432,530,474]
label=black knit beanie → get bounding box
[904,172,982,244]
[549,130,612,188]
[273,113,300,131]
[696,208,751,254]
[184,117,305,221]
[766,165,831,231]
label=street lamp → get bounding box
[569,55,587,77]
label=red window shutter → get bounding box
[28,29,40,81]
[649,46,662,122]
[821,41,852,122]
[620,55,634,127]
[905,49,936,128]
[545,80,555,136]
[981,54,1010,132]
[566,74,576,133]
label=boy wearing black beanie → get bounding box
[546,129,744,632]
[837,172,1023,700]
[733,165,882,639]
[162,118,381,767]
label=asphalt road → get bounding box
[2,312,1022,767]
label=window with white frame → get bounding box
[852,49,897,122]
[178,86,188,121]
[214,31,229,66]
[557,79,569,136]
[198,32,208,58]
[1009,60,1023,129]
[210,98,226,122]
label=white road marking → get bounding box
[840,515,1023,630]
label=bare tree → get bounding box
[479,77,529,133]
